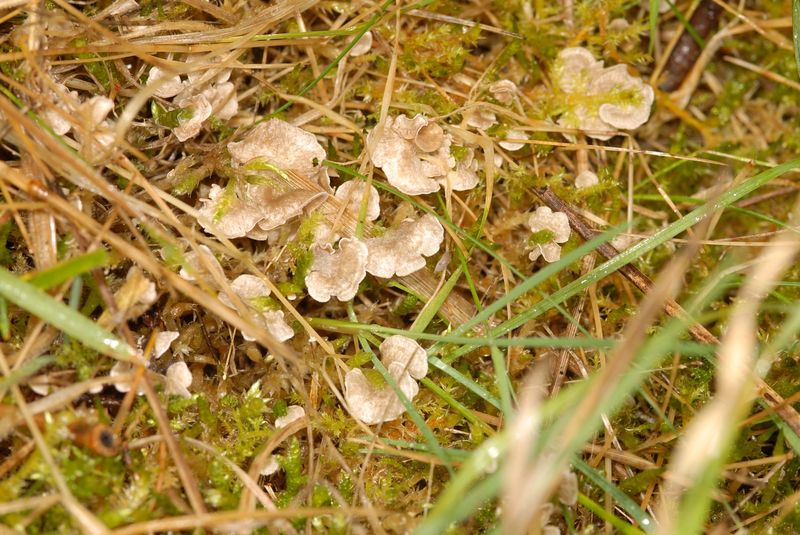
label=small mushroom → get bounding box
[591,64,654,131]
[365,214,444,278]
[498,129,528,152]
[197,184,264,239]
[146,66,185,98]
[165,361,192,398]
[380,335,427,380]
[172,93,212,142]
[178,244,225,284]
[306,238,368,302]
[558,470,578,506]
[440,148,480,191]
[334,180,380,221]
[368,115,442,195]
[344,362,420,425]
[489,79,518,104]
[228,119,326,180]
[527,206,571,263]
[153,331,180,359]
[218,274,270,308]
[348,30,373,57]
[464,107,497,130]
[575,169,599,189]
[245,310,294,343]
[275,405,305,428]
[414,122,445,153]
[553,47,604,94]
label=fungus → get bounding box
[440,147,480,191]
[554,47,654,140]
[306,238,368,302]
[228,119,326,181]
[368,115,451,195]
[217,274,294,343]
[172,93,212,142]
[365,214,444,278]
[465,107,497,130]
[575,169,599,189]
[153,331,180,359]
[414,122,445,153]
[334,180,380,221]
[146,66,184,98]
[348,30,373,57]
[42,83,80,135]
[558,470,578,506]
[379,335,427,380]
[489,79,518,104]
[165,361,192,398]
[498,129,528,152]
[343,362,420,425]
[527,206,571,263]
[178,244,225,284]
[275,405,305,428]
[198,182,326,240]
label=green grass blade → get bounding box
[26,249,108,290]
[0,355,54,392]
[0,268,135,360]
[573,457,654,532]
[576,492,647,535]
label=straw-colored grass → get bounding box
[1,0,800,533]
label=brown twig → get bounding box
[532,187,800,437]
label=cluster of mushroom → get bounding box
[42,83,115,152]
[553,47,654,140]
[527,206,571,263]
[110,330,193,398]
[368,113,480,195]
[343,336,428,425]
[146,59,238,141]
[178,244,295,344]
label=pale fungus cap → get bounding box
[275,405,306,428]
[146,66,184,98]
[306,238,368,302]
[344,362,420,425]
[178,244,225,284]
[380,335,427,380]
[218,274,270,308]
[172,93,212,142]
[228,119,326,180]
[590,64,654,131]
[43,83,80,135]
[464,107,497,131]
[348,30,373,57]
[365,214,444,278]
[243,310,294,343]
[368,114,465,196]
[334,180,380,221]
[165,361,192,398]
[198,182,326,240]
[575,169,599,189]
[554,47,654,140]
[558,470,579,506]
[153,331,180,359]
[441,148,480,191]
[489,79,518,104]
[554,47,604,94]
[527,206,571,263]
[498,129,528,151]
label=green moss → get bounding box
[528,229,555,245]
[400,24,481,78]
[276,438,306,505]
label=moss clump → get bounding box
[401,24,481,78]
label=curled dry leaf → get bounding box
[527,206,571,263]
[228,119,326,181]
[365,214,444,278]
[344,362,420,425]
[379,335,427,380]
[306,238,368,302]
[334,180,380,221]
